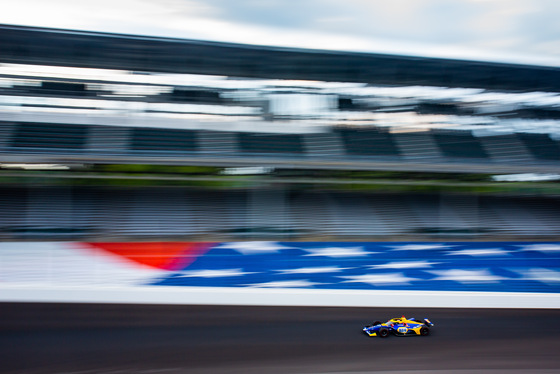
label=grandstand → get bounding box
[0,25,559,241]
[1,185,559,240]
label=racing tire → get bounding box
[372,321,381,326]
[420,327,430,336]
[378,328,389,338]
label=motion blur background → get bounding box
[1,1,560,373]
[1,0,560,241]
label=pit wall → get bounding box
[1,241,559,308]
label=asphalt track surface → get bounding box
[1,303,559,374]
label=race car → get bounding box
[363,316,433,338]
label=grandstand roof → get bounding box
[2,24,560,92]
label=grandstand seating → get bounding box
[1,186,558,240]
[325,193,394,236]
[1,120,558,175]
[0,187,26,233]
[477,134,534,162]
[197,130,239,154]
[336,127,401,157]
[11,122,88,150]
[237,132,305,154]
[187,190,230,235]
[124,189,197,236]
[289,191,336,236]
[130,127,198,152]
[87,125,130,152]
[391,131,442,160]
[431,130,489,159]
[302,132,345,158]
[517,133,560,161]
[0,122,14,149]
[0,26,559,243]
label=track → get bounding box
[1,303,559,374]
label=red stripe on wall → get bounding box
[82,242,215,270]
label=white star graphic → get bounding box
[275,266,351,275]
[367,261,439,270]
[245,280,323,288]
[339,273,418,285]
[303,246,371,257]
[446,248,510,256]
[388,244,452,251]
[518,244,560,253]
[213,241,293,255]
[510,268,560,284]
[177,269,256,278]
[427,269,506,283]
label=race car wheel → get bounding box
[420,327,430,336]
[378,328,389,338]
[372,321,381,326]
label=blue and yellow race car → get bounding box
[363,316,434,338]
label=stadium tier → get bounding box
[0,25,559,241]
[0,121,558,173]
[1,26,560,173]
[0,186,559,240]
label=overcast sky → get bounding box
[2,0,560,67]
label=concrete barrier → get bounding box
[1,241,558,308]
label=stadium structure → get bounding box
[0,24,559,240]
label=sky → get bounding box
[2,0,560,67]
